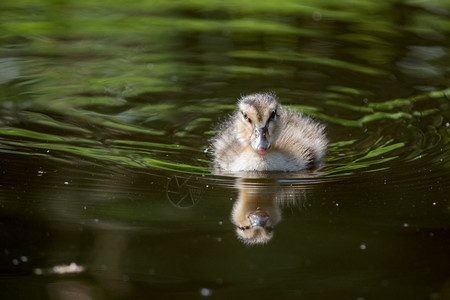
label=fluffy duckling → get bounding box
[211,92,328,172]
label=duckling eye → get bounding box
[269,110,277,121]
[241,111,252,123]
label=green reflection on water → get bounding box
[229,50,385,76]
[112,140,198,151]
[293,88,450,128]
[0,132,209,173]
[0,128,65,142]
[0,1,450,300]
[1,0,449,178]
[326,139,405,176]
[1,85,447,175]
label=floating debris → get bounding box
[200,288,212,297]
[360,242,367,250]
[34,262,85,275]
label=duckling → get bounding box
[211,92,328,172]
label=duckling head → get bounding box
[237,93,279,155]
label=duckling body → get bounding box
[211,93,327,172]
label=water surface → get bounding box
[1,0,449,299]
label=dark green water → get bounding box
[1,0,449,299]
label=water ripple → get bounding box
[1,87,448,178]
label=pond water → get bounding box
[1,0,450,299]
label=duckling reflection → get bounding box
[231,178,305,245]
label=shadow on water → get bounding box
[1,0,450,299]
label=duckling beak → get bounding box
[249,208,270,227]
[251,126,270,155]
